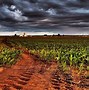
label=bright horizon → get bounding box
[0,31,89,36]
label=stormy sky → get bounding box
[0,0,89,35]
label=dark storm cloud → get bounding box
[0,0,89,35]
[0,0,87,21]
[0,0,89,21]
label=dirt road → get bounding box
[0,51,89,90]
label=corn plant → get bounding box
[0,48,21,66]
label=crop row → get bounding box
[0,47,21,66]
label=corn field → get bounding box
[7,36,89,71]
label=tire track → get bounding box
[78,75,89,89]
[1,68,35,90]
[51,71,61,90]
[51,66,89,90]
[51,67,74,90]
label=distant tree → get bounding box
[58,34,60,36]
[44,34,47,36]
[14,34,17,37]
[52,34,55,36]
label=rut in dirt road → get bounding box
[2,68,35,90]
[51,68,73,90]
[0,52,58,90]
[0,52,36,90]
[51,67,89,90]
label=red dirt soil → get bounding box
[0,51,89,90]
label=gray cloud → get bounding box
[0,0,89,35]
[1,0,89,22]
